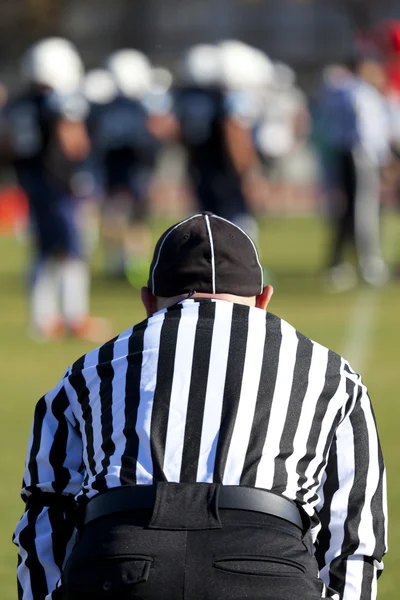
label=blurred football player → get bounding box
[173,42,266,239]
[1,37,110,341]
[312,58,391,290]
[95,49,162,282]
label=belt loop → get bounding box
[299,507,313,553]
[148,482,222,530]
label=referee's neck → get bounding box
[140,287,274,317]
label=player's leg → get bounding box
[56,196,112,342]
[353,147,389,286]
[325,150,358,291]
[27,195,64,340]
[29,253,64,340]
[101,187,132,278]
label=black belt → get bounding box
[83,485,304,530]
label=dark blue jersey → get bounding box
[91,96,160,190]
[5,88,89,194]
[173,85,257,219]
[4,89,88,256]
[174,85,232,172]
[5,90,52,175]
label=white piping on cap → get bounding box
[212,214,264,294]
[204,214,216,294]
[151,214,202,295]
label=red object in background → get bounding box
[373,21,400,95]
[0,185,28,234]
[386,62,400,95]
[377,20,400,54]
[392,26,400,53]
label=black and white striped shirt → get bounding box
[13,298,387,600]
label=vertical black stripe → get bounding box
[360,559,375,600]
[68,355,96,487]
[240,312,282,486]
[344,378,357,417]
[295,350,342,501]
[370,441,386,560]
[179,302,216,481]
[92,341,116,493]
[368,396,387,563]
[17,553,23,600]
[213,304,249,483]
[329,385,368,595]
[300,408,342,508]
[49,387,72,495]
[315,438,339,573]
[17,507,48,599]
[270,332,313,492]
[120,324,147,485]
[328,556,347,599]
[47,505,76,575]
[27,397,47,488]
[316,378,360,593]
[71,354,86,376]
[150,306,183,481]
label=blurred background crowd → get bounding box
[1,0,400,341]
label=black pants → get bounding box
[62,487,326,600]
[330,150,357,267]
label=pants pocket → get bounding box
[62,554,152,599]
[213,555,306,576]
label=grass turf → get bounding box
[0,213,399,599]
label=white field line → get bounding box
[341,289,379,372]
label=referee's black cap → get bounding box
[148,212,264,297]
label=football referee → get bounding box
[13,213,387,600]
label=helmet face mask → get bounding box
[106,49,153,99]
[21,37,84,94]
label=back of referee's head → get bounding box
[141,212,273,316]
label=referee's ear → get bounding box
[255,285,274,311]
[141,287,158,317]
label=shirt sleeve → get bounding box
[13,374,84,600]
[315,368,387,600]
[224,90,261,128]
[142,90,174,116]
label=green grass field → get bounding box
[1,214,399,599]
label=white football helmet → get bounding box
[106,49,153,99]
[181,44,223,87]
[219,40,274,91]
[21,37,84,93]
[83,69,117,104]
